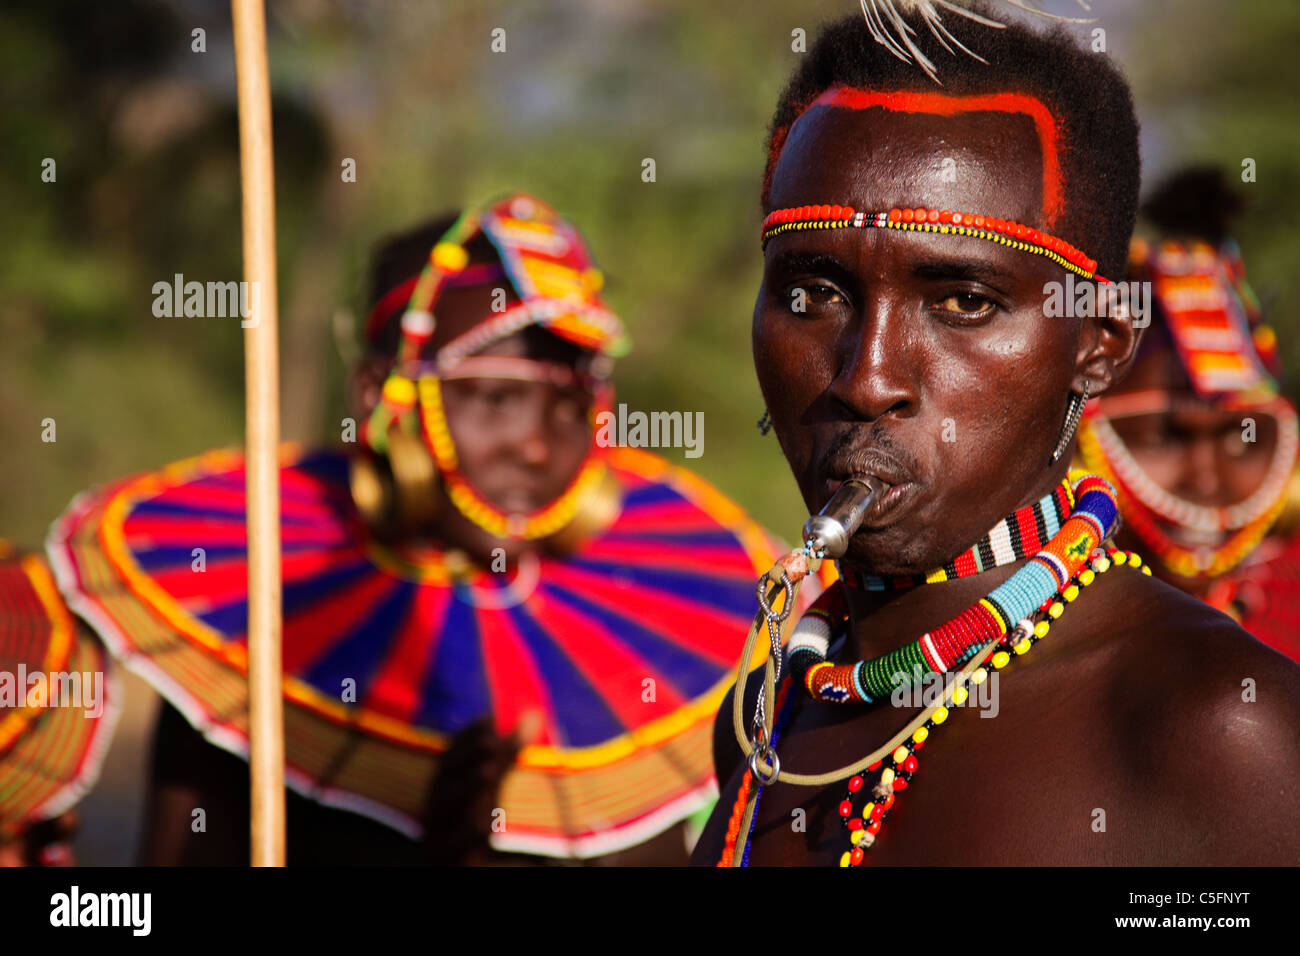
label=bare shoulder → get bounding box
[1088,569,1300,862]
[1100,568,1300,701]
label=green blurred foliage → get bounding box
[1125,0,1300,378]
[1,0,1297,550]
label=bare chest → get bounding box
[734,663,1130,866]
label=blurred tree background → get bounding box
[2,0,1298,548]
[0,0,1297,864]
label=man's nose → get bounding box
[515,401,553,467]
[828,299,918,421]
[518,429,550,466]
[1182,432,1224,503]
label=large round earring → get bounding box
[348,451,391,531]
[348,431,442,538]
[543,464,624,556]
[1051,383,1091,464]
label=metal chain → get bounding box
[748,569,793,785]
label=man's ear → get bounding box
[349,354,394,419]
[1074,301,1145,397]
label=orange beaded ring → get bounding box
[760,205,1108,283]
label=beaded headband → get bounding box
[760,205,1108,282]
[364,263,507,343]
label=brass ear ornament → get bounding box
[348,431,443,539]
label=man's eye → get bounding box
[788,283,847,312]
[477,387,520,410]
[552,391,586,425]
[935,292,995,317]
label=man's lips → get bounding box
[820,448,919,528]
[821,477,917,528]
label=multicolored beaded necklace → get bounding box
[718,545,1151,867]
[832,546,1150,866]
[836,479,1073,591]
[718,472,1140,866]
[789,474,1118,705]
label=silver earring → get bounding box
[1050,383,1090,464]
[757,409,773,435]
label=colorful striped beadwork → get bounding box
[837,480,1073,591]
[728,546,1154,868]
[760,205,1107,282]
[789,473,1120,704]
[720,546,1152,868]
[831,547,1150,868]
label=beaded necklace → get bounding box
[837,479,1073,591]
[718,546,1151,867]
[790,474,1119,705]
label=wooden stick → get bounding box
[231,0,285,867]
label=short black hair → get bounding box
[365,212,459,357]
[764,8,1140,281]
[1142,165,1244,246]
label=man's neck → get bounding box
[836,466,1075,661]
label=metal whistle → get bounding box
[802,476,887,559]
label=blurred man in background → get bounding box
[1077,167,1300,662]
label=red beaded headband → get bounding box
[760,204,1109,283]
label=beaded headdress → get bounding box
[1078,231,1299,578]
[357,193,630,541]
[1130,237,1279,403]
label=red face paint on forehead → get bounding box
[768,84,1064,228]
